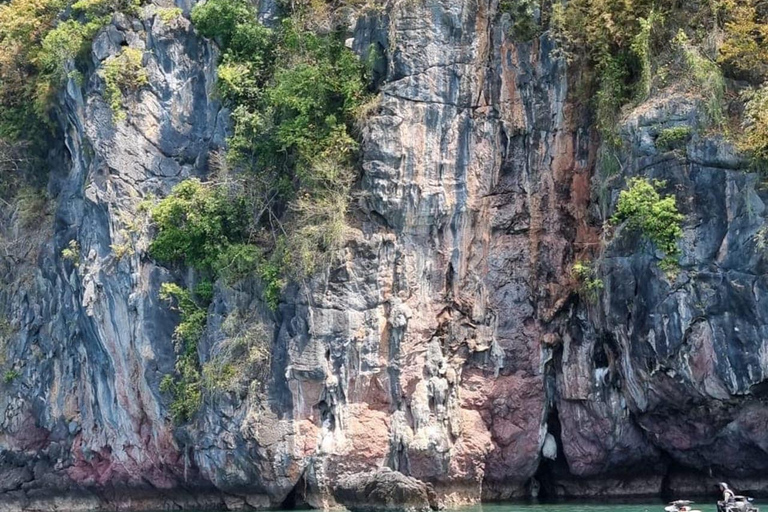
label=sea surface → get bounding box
[459,503,762,512]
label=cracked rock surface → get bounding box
[0,0,767,510]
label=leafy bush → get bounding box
[185,0,370,292]
[674,31,726,127]
[0,0,60,138]
[630,10,663,101]
[110,241,134,260]
[213,243,262,281]
[550,0,652,142]
[499,0,539,42]
[572,260,604,302]
[551,1,737,142]
[611,177,684,270]
[151,1,372,415]
[718,0,768,82]
[156,7,182,23]
[0,0,135,139]
[61,239,80,265]
[284,188,349,276]
[101,47,149,121]
[739,84,768,171]
[149,179,250,271]
[656,126,692,151]
[202,312,270,394]
[39,19,107,85]
[159,282,207,423]
[258,259,285,311]
[3,369,20,383]
[72,0,141,18]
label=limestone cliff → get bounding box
[0,0,767,510]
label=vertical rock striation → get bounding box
[0,0,767,509]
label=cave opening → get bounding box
[530,404,569,502]
[281,475,308,510]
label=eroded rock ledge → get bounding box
[1,0,767,509]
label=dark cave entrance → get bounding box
[529,404,569,502]
[281,475,309,510]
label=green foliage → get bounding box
[39,19,107,84]
[739,84,768,171]
[630,10,663,101]
[148,178,288,311]
[551,0,738,143]
[0,319,12,369]
[61,239,80,265]
[150,179,250,271]
[202,311,270,394]
[572,260,604,302]
[258,259,285,311]
[213,243,262,282]
[156,7,182,23]
[595,56,630,145]
[611,177,684,270]
[499,0,539,42]
[110,239,134,260]
[160,282,208,349]
[72,0,142,18]
[656,126,692,151]
[283,189,349,276]
[231,19,367,184]
[15,187,50,229]
[150,1,371,415]
[0,0,137,139]
[3,369,19,383]
[159,282,207,423]
[183,0,370,298]
[159,368,201,423]
[718,0,768,82]
[674,31,726,127]
[550,0,653,142]
[0,0,64,138]
[101,47,149,121]
[191,0,257,49]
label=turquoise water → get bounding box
[460,504,761,512]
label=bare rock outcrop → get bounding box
[333,468,439,512]
[0,0,767,509]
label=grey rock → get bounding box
[334,468,437,512]
[2,0,768,509]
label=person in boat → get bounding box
[718,483,760,512]
[721,483,736,504]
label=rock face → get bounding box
[0,0,767,510]
[333,468,438,512]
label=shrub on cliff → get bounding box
[499,0,539,41]
[550,0,741,142]
[150,0,372,424]
[739,84,768,171]
[656,126,692,151]
[101,47,149,121]
[202,311,271,395]
[159,283,207,423]
[718,0,768,83]
[0,0,138,140]
[188,0,370,282]
[0,0,63,139]
[572,260,604,302]
[191,0,257,49]
[611,177,684,271]
[149,179,250,272]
